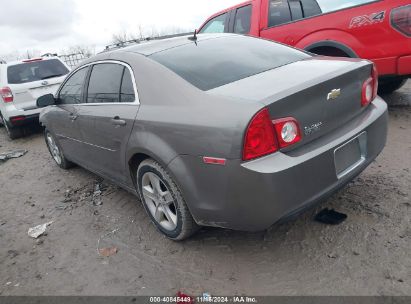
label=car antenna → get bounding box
[188,29,198,43]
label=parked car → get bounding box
[37,34,387,240]
[0,56,70,139]
[199,0,411,94]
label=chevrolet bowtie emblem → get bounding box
[327,89,341,101]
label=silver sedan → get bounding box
[37,34,388,240]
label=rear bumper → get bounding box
[397,55,411,76]
[168,97,388,231]
[9,114,39,127]
[1,103,41,126]
[373,54,411,76]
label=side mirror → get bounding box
[37,94,56,108]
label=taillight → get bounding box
[0,87,13,103]
[361,64,378,107]
[10,116,25,124]
[243,108,302,161]
[243,108,278,161]
[391,5,411,37]
[272,118,302,148]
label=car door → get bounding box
[51,66,89,162]
[78,62,140,183]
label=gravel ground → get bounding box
[0,82,410,296]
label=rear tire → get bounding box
[44,129,74,169]
[378,77,407,95]
[2,115,23,140]
[136,159,199,240]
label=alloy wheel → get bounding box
[46,133,62,165]
[141,172,178,231]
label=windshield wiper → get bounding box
[41,74,64,80]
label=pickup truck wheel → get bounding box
[44,130,74,169]
[137,159,199,240]
[378,77,407,95]
[2,116,23,140]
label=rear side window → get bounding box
[120,69,135,103]
[200,13,227,33]
[150,36,310,91]
[268,0,292,27]
[289,0,303,21]
[59,67,88,105]
[316,0,376,13]
[300,0,322,17]
[7,59,69,84]
[87,63,124,103]
[234,5,252,34]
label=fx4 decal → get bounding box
[349,11,386,28]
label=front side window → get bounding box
[268,0,292,27]
[200,13,227,33]
[234,5,252,34]
[7,59,69,85]
[87,63,124,103]
[316,0,376,13]
[59,67,88,105]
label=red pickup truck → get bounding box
[199,0,411,94]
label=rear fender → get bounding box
[126,129,179,183]
[296,30,362,57]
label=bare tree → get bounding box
[111,25,191,45]
[112,30,131,44]
[0,49,42,61]
[59,45,95,58]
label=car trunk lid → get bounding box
[208,57,374,149]
[9,78,64,110]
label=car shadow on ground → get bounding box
[381,80,411,107]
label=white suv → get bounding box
[0,56,70,139]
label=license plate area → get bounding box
[334,132,367,179]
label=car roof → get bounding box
[117,33,233,56]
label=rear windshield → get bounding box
[7,59,69,84]
[150,36,309,90]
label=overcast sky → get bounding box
[0,0,240,60]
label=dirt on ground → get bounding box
[0,82,410,296]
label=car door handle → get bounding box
[111,116,126,126]
[69,114,78,121]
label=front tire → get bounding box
[44,130,73,169]
[137,159,199,240]
[378,77,407,95]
